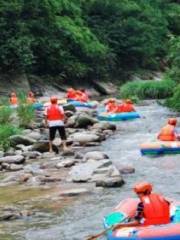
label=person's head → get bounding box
[125,99,133,104]
[133,182,152,198]
[28,91,34,97]
[50,96,58,104]
[168,118,177,126]
[105,98,116,105]
[10,92,16,97]
[67,88,75,92]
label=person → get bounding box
[9,92,18,107]
[117,99,135,112]
[27,91,36,104]
[79,88,89,102]
[157,118,178,141]
[105,99,119,113]
[66,88,76,100]
[44,96,68,152]
[113,182,170,230]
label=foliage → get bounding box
[166,84,180,112]
[120,80,176,99]
[0,107,13,124]
[0,124,21,151]
[17,104,35,128]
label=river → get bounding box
[1,100,180,240]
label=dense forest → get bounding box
[0,0,180,107]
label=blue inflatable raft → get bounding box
[67,99,97,109]
[98,112,140,121]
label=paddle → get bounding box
[86,217,129,240]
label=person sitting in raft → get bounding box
[113,182,170,230]
[27,91,36,104]
[105,99,119,113]
[9,91,18,107]
[75,89,88,102]
[79,88,89,102]
[66,88,77,100]
[117,99,135,112]
[44,96,68,152]
[157,118,179,141]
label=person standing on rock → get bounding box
[44,96,68,152]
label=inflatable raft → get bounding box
[104,198,180,240]
[140,141,180,155]
[67,99,97,109]
[98,112,140,121]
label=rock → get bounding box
[96,176,125,188]
[74,152,83,159]
[65,116,76,127]
[1,163,10,170]
[22,151,42,159]
[56,159,77,168]
[59,188,90,197]
[42,152,57,158]
[61,149,74,157]
[0,155,25,164]
[63,104,76,112]
[26,176,42,186]
[75,113,97,128]
[92,81,117,95]
[27,131,41,141]
[69,132,101,145]
[9,164,23,171]
[19,173,33,183]
[91,122,116,131]
[69,159,112,182]
[65,110,74,118]
[10,135,36,147]
[83,151,109,161]
[40,176,61,183]
[31,141,59,153]
[119,166,135,174]
[16,144,30,152]
[0,211,21,221]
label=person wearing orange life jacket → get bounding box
[79,88,89,102]
[9,92,18,107]
[113,182,170,230]
[157,118,178,141]
[118,99,135,112]
[44,96,68,152]
[105,99,119,113]
[66,88,76,100]
[26,91,36,104]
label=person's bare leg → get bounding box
[49,141,53,152]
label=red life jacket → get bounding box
[118,103,135,112]
[10,96,18,105]
[158,124,176,141]
[46,104,64,121]
[106,103,118,113]
[141,193,170,225]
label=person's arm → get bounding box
[113,220,140,231]
[44,108,48,128]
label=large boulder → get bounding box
[69,132,101,145]
[91,122,116,131]
[75,113,98,128]
[92,81,117,95]
[63,104,76,112]
[0,155,25,164]
[10,135,36,147]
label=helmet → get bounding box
[50,96,58,104]
[125,99,133,104]
[133,182,152,194]
[168,118,177,126]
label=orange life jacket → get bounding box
[141,193,170,225]
[158,124,176,141]
[46,104,64,121]
[10,97,18,105]
[27,97,36,104]
[106,103,119,113]
[118,103,135,112]
[66,91,76,99]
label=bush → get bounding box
[166,84,180,112]
[0,125,21,151]
[0,107,13,124]
[17,104,35,128]
[120,80,176,99]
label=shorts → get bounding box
[49,126,67,141]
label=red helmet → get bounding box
[168,118,177,126]
[50,96,58,104]
[133,182,152,194]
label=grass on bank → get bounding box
[166,84,180,112]
[120,79,176,100]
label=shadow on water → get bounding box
[1,100,180,240]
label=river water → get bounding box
[1,101,180,240]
